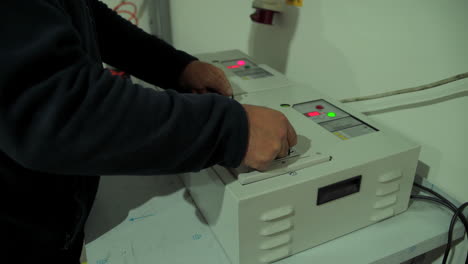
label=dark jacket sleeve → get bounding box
[89,0,197,90]
[0,0,249,175]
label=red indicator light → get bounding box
[237,60,246,66]
[316,105,324,110]
[305,111,321,117]
[227,65,240,69]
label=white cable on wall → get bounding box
[341,72,468,104]
[339,72,468,115]
[345,80,468,116]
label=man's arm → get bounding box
[89,0,196,90]
[0,0,248,175]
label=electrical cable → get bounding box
[113,1,139,25]
[413,183,458,211]
[113,1,138,13]
[410,194,468,235]
[413,183,468,230]
[411,184,468,264]
[410,195,454,212]
[340,72,468,103]
[443,202,468,264]
[116,10,139,25]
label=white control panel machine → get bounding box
[181,50,421,264]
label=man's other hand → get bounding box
[242,105,298,171]
[179,61,233,96]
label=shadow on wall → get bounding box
[248,5,300,73]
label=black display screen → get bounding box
[317,176,362,205]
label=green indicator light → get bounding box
[328,112,336,117]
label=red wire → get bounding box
[113,1,138,25]
[113,1,137,12]
[117,10,139,25]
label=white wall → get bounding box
[170,0,468,203]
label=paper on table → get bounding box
[85,178,231,264]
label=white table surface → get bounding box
[84,175,465,264]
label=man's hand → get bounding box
[179,61,233,96]
[242,105,297,171]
